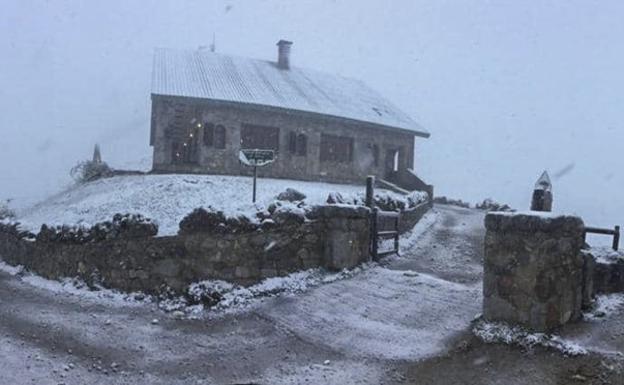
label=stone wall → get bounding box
[399,201,431,234]
[584,249,624,294]
[0,205,371,294]
[483,212,586,332]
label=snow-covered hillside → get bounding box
[16,174,399,236]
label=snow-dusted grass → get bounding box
[473,319,587,356]
[16,174,403,236]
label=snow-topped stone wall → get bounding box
[0,205,371,294]
[483,212,587,332]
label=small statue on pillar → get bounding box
[531,171,552,212]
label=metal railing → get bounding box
[585,225,620,251]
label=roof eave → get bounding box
[151,93,430,138]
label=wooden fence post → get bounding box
[365,176,375,208]
[371,208,379,260]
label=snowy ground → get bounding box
[1,204,623,385]
[14,174,405,236]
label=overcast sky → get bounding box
[1,0,622,234]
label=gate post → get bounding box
[365,176,375,208]
[371,207,379,260]
[394,214,400,254]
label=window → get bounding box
[320,134,353,163]
[296,134,307,156]
[203,123,226,149]
[288,132,307,156]
[241,124,280,150]
[214,125,226,149]
[203,123,214,146]
[288,132,297,154]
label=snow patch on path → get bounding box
[259,266,482,361]
[399,210,438,252]
[473,319,587,356]
[0,260,146,308]
[162,266,372,316]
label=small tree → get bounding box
[70,143,113,183]
[70,160,113,183]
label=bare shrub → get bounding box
[0,199,15,220]
[70,160,113,183]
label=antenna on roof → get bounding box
[210,32,216,53]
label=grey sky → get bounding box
[1,0,622,232]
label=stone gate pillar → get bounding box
[483,212,586,331]
[318,205,371,270]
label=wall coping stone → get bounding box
[316,204,371,219]
[485,211,585,234]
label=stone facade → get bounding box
[483,212,586,332]
[0,205,371,294]
[150,96,417,185]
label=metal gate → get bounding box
[370,208,400,260]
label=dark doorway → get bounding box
[172,126,199,164]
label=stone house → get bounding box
[150,40,431,190]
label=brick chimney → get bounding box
[276,40,293,70]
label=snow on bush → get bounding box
[178,206,229,234]
[0,199,15,220]
[327,190,429,211]
[588,246,624,264]
[276,188,306,202]
[70,159,114,183]
[475,198,514,212]
[156,266,368,315]
[472,319,587,356]
[433,196,471,208]
[584,293,624,321]
[36,213,157,243]
[186,280,235,306]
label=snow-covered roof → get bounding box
[151,48,429,137]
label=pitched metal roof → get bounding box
[151,48,429,137]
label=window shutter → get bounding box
[215,125,226,149]
[288,132,297,154]
[296,134,307,156]
[203,123,214,146]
